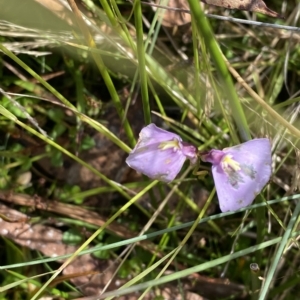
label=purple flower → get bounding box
[201,139,272,212]
[126,124,197,182]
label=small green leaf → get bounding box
[51,123,67,139]
[92,243,110,259]
[50,149,63,167]
[62,229,83,245]
[80,136,96,150]
[48,108,64,122]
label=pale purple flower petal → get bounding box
[126,124,197,182]
[202,139,272,212]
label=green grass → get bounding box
[0,0,300,299]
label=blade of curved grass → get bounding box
[0,44,132,152]
[224,55,300,138]
[64,57,85,114]
[67,0,135,147]
[255,195,267,265]
[274,96,300,109]
[113,0,165,124]
[144,0,165,55]
[146,199,181,267]
[0,87,48,137]
[104,249,177,300]
[61,41,131,59]
[94,0,143,128]
[149,80,166,118]
[67,181,147,200]
[98,230,300,299]
[0,44,75,109]
[100,0,136,49]
[137,1,300,32]
[133,0,150,124]
[221,217,254,278]
[4,153,47,170]
[29,180,158,300]
[75,1,201,138]
[0,104,17,121]
[137,187,215,298]
[0,270,54,292]
[193,22,238,143]
[205,14,299,32]
[174,187,223,235]
[258,200,300,299]
[63,10,219,138]
[8,90,131,152]
[187,0,250,142]
[0,108,131,199]
[151,111,205,143]
[103,169,191,298]
[88,117,131,152]
[266,59,284,105]
[2,194,299,271]
[269,272,300,298]
[191,19,201,116]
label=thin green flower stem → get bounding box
[137,214,178,298]
[191,19,201,117]
[98,0,118,26]
[138,186,215,298]
[101,0,168,128]
[255,195,267,265]
[124,0,164,123]
[98,230,300,299]
[65,57,85,137]
[144,1,164,56]
[30,180,158,300]
[123,0,165,124]
[2,195,300,271]
[149,81,166,118]
[187,0,251,142]
[67,0,135,146]
[258,201,300,300]
[134,0,151,124]
[101,0,140,113]
[64,57,85,113]
[142,0,168,121]
[105,0,137,50]
[250,263,261,299]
